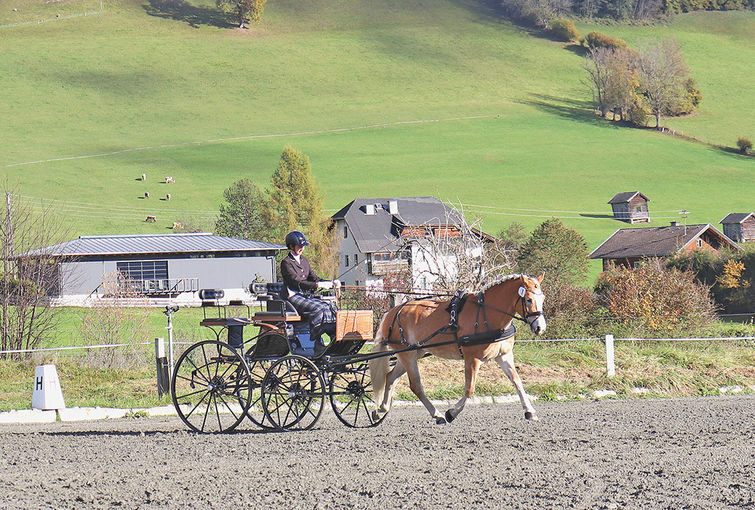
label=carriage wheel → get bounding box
[261,355,325,431]
[240,358,275,429]
[171,340,252,433]
[329,361,387,428]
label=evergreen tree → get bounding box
[215,179,268,241]
[266,146,338,276]
[517,217,589,286]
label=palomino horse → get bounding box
[370,273,546,424]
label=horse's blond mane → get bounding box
[480,273,530,293]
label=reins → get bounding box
[384,279,543,354]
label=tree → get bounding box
[737,137,752,154]
[595,259,716,335]
[636,38,690,129]
[1,191,69,357]
[408,204,517,294]
[266,146,338,276]
[216,0,267,28]
[215,179,268,240]
[517,217,589,287]
[583,47,613,117]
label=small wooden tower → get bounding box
[720,213,755,243]
[608,192,650,224]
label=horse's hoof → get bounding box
[525,411,539,421]
[444,409,456,423]
[435,416,447,425]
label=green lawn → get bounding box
[1,1,753,275]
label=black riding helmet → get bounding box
[285,230,309,248]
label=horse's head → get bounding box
[518,274,546,335]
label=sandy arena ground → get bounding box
[1,396,753,509]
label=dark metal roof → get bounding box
[23,233,285,257]
[720,212,754,224]
[589,224,738,259]
[608,191,650,204]
[332,197,464,253]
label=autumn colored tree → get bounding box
[266,146,338,276]
[216,0,267,28]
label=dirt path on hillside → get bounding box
[1,396,753,509]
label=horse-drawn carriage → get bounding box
[171,274,547,433]
[171,283,383,433]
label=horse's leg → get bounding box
[402,352,446,424]
[375,358,406,417]
[445,356,481,423]
[495,351,539,421]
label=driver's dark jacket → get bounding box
[280,253,323,299]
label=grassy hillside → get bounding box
[1,0,753,278]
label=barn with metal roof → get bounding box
[25,233,284,304]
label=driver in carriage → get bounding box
[280,230,340,352]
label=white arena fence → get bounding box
[1,336,753,379]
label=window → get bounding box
[355,280,360,287]
[354,254,359,265]
[696,239,703,248]
[116,261,168,281]
[345,255,350,267]
[343,226,348,239]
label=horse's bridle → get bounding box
[517,286,545,325]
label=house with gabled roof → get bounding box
[720,213,755,243]
[589,222,739,270]
[608,191,650,223]
[331,197,492,292]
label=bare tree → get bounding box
[404,203,517,295]
[583,47,613,118]
[637,38,690,129]
[1,191,70,357]
[79,272,151,368]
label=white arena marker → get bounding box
[31,364,66,411]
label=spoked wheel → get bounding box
[261,355,325,431]
[171,340,252,433]
[241,358,275,429]
[329,361,387,428]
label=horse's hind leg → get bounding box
[495,351,539,421]
[445,357,481,423]
[402,353,446,424]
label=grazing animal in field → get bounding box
[172,221,183,230]
[166,193,171,200]
[370,273,546,424]
[145,215,156,223]
[165,176,175,184]
[144,191,150,198]
[141,173,146,181]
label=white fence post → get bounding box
[605,334,615,377]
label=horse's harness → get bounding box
[385,285,544,357]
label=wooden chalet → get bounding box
[589,223,740,270]
[720,213,755,243]
[608,191,650,224]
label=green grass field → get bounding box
[1,0,753,275]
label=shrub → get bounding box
[549,18,581,42]
[737,137,752,154]
[595,259,717,336]
[585,31,628,50]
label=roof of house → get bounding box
[720,212,755,224]
[21,233,285,257]
[588,223,738,260]
[607,191,650,204]
[332,197,465,253]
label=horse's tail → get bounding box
[369,312,391,410]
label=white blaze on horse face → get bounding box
[524,285,546,335]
